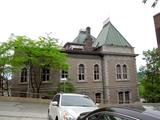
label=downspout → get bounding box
[101,54,107,103]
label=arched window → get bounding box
[95,93,101,103]
[21,68,27,82]
[116,64,121,79]
[125,91,130,103]
[94,64,99,80]
[123,64,127,79]
[118,92,123,104]
[79,64,85,80]
[118,91,130,104]
[41,67,50,81]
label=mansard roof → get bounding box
[73,30,96,44]
[93,21,132,48]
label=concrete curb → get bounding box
[0,96,50,104]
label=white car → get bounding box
[48,93,98,120]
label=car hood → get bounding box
[61,106,98,118]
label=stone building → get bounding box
[11,20,139,104]
[154,13,160,48]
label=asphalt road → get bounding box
[0,101,49,120]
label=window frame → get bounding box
[41,67,50,82]
[61,70,68,79]
[78,64,85,81]
[122,64,128,80]
[118,91,130,104]
[20,68,27,83]
[86,111,137,120]
[125,91,130,103]
[95,93,101,103]
[94,64,100,81]
[116,64,122,80]
[118,91,124,104]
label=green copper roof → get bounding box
[93,22,132,47]
[73,31,96,44]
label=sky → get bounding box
[0,0,159,70]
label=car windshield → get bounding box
[61,95,96,107]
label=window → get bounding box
[95,93,101,103]
[41,67,50,81]
[116,64,121,79]
[21,68,27,82]
[88,113,132,120]
[79,64,85,80]
[118,91,130,104]
[61,95,96,107]
[94,64,99,80]
[118,92,123,104]
[52,95,60,105]
[125,91,130,103]
[61,70,68,79]
[123,65,127,79]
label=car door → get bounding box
[50,94,60,120]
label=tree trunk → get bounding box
[6,80,10,96]
[0,78,2,96]
[1,80,4,96]
[1,67,4,96]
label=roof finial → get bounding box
[103,17,110,26]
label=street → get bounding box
[0,101,48,120]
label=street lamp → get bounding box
[60,78,67,92]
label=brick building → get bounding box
[11,20,139,104]
[154,13,160,48]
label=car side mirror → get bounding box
[52,101,58,106]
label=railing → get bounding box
[2,91,54,99]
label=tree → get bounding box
[141,48,160,102]
[143,0,159,7]
[2,34,68,97]
[0,42,13,96]
[137,66,146,98]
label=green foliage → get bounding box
[143,0,159,7]
[57,79,75,93]
[0,40,14,96]
[0,33,69,96]
[141,48,160,102]
[139,82,145,97]
[137,69,146,97]
[8,34,68,70]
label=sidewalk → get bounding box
[0,101,48,120]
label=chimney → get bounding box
[86,27,91,38]
[84,26,93,51]
[154,13,160,49]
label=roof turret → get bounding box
[93,20,132,48]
